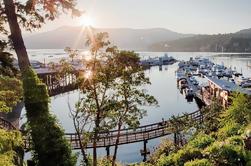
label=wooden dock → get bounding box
[0,110,203,150]
[26,110,202,149]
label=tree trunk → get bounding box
[93,122,98,166]
[73,118,88,164]
[93,89,101,166]
[112,122,122,166]
[3,0,30,72]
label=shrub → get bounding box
[156,154,175,166]
[189,133,215,149]
[23,68,76,166]
[225,136,244,146]
[171,146,203,166]
[203,141,246,165]
[217,122,242,140]
[0,129,23,165]
[184,159,213,166]
[149,139,175,164]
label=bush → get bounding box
[149,139,175,164]
[203,141,246,165]
[189,133,215,149]
[156,154,175,166]
[217,122,242,140]
[225,136,244,146]
[171,146,202,166]
[184,159,213,166]
[23,68,76,166]
[0,129,23,166]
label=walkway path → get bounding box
[0,110,202,150]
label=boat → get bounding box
[185,88,194,97]
[236,76,249,85]
[178,78,188,89]
[241,79,251,88]
[159,54,176,65]
[140,54,176,67]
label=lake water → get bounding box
[21,51,251,164]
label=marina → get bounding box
[4,51,251,163]
[176,56,251,108]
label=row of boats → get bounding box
[177,57,251,89]
[140,54,177,67]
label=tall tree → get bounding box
[111,51,158,165]
[83,32,114,166]
[1,0,81,72]
[1,0,81,165]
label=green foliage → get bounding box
[0,40,18,77]
[184,159,213,166]
[0,76,22,112]
[156,154,174,166]
[151,93,251,166]
[203,141,246,165]
[0,129,23,166]
[171,146,202,166]
[217,122,243,140]
[23,67,76,166]
[149,139,175,164]
[188,133,215,149]
[225,136,244,146]
[1,0,81,32]
[221,93,251,125]
[150,34,251,52]
[200,99,223,133]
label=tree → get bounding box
[1,0,81,165]
[220,93,251,126]
[1,0,81,72]
[200,99,223,133]
[68,97,91,165]
[65,47,79,62]
[23,68,77,165]
[0,76,22,113]
[0,129,24,166]
[0,40,18,77]
[111,51,158,165]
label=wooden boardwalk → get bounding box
[0,110,202,150]
[22,110,202,150]
[0,70,204,151]
[37,69,81,97]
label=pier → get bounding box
[0,110,203,150]
[35,68,82,96]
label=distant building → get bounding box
[202,76,251,108]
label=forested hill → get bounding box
[149,28,251,52]
[23,26,192,50]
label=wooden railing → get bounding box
[37,72,80,97]
[0,117,16,130]
[22,110,202,150]
[0,100,202,150]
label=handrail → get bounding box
[0,117,17,130]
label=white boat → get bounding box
[241,79,251,88]
[185,88,194,97]
[236,76,249,85]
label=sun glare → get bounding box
[85,70,92,79]
[80,16,94,27]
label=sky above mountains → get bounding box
[35,0,251,34]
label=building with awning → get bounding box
[204,76,251,108]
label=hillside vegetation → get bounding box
[135,93,251,166]
[149,29,251,52]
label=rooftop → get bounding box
[206,76,251,95]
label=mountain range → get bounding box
[23,26,251,52]
[23,26,192,50]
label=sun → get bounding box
[80,16,94,27]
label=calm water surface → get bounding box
[21,51,251,163]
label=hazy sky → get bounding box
[37,0,251,34]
